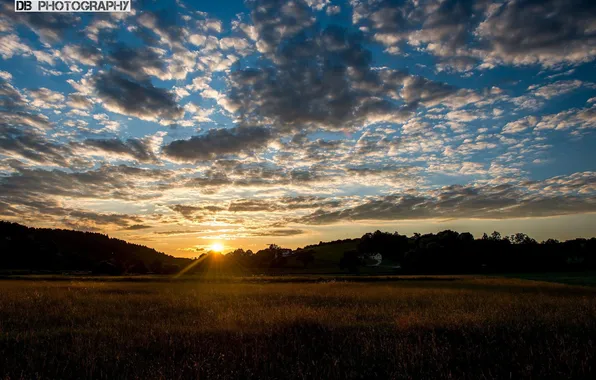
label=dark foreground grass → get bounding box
[0,277,595,379]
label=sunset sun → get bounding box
[210,243,224,252]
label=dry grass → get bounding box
[0,277,595,379]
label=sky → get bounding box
[0,0,595,256]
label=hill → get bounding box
[0,221,191,274]
[295,239,359,270]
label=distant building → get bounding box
[359,253,382,266]
[276,249,294,258]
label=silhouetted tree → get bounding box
[93,261,123,275]
[339,250,364,273]
[128,260,148,274]
[358,230,409,262]
[295,250,315,268]
[150,260,163,274]
[254,244,290,267]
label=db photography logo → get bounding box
[15,0,131,12]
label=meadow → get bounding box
[0,276,595,379]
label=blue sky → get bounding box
[0,0,595,255]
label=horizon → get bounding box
[1,0,595,257]
[5,217,596,258]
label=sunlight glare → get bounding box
[210,242,224,252]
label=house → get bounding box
[359,253,382,266]
[275,249,294,258]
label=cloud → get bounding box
[62,210,145,230]
[195,14,223,34]
[219,37,252,56]
[530,80,586,99]
[165,196,341,227]
[62,44,102,66]
[477,0,596,67]
[27,87,65,109]
[279,195,341,210]
[346,165,417,179]
[183,170,233,191]
[163,126,272,162]
[76,138,158,163]
[94,71,184,121]
[106,44,168,81]
[85,17,118,43]
[250,228,305,236]
[353,0,482,69]
[0,165,172,203]
[502,116,539,134]
[224,1,483,133]
[354,0,596,69]
[0,125,71,166]
[224,1,423,132]
[298,172,596,224]
[0,80,53,131]
[401,75,458,107]
[67,94,93,109]
[178,246,206,253]
[0,32,62,65]
[168,203,223,218]
[154,230,202,236]
[9,9,78,44]
[327,5,341,15]
[498,104,596,135]
[0,186,147,231]
[137,10,185,49]
[535,104,596,132]
[228,199,279,212]
[123,224,151,230]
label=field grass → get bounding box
[506,272,596,287]
[0,276,595,379]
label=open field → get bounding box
[1,276,595,379]
[504,272,596,287]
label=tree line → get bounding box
[185,244,316,274]
[2,221,595,275]
[340,230,596,273]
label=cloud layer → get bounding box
[0,0,595,251]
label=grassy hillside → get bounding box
[289,239,399,273]
[0,221,190,273]
[300,239,359,268]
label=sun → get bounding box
[210,242,224,252]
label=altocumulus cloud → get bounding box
[77,138,157,163]
[225,0,418,131]
[0,0,595,244]
[94,71,184,121]
[298,173,596,224]
[163,126,273,162]
[353,0,596,69]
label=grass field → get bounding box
[1,276,595,379]
[504,272,596,287]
